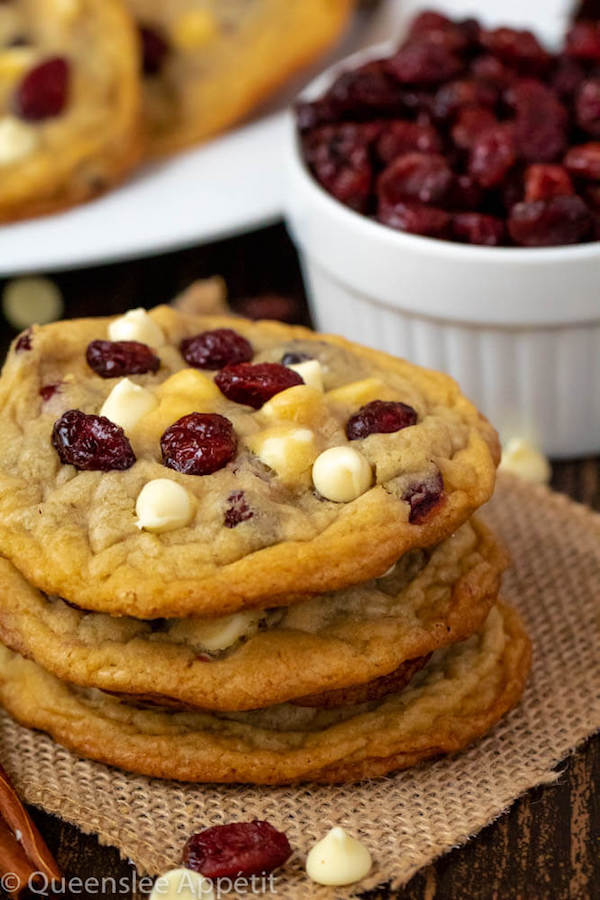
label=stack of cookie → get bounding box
[0,305,530,783]
[0,0,354,222]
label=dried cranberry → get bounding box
[295,99,334,131]
[378,152,453,205]
[398,89,436,117]
[346,400,418,440]
[323,61,406,118]
[585,183,600,207]
[576,78,600,136]
[551,56,585,99]
[403,471,444,524]
[235,295,302,324]
[215,363,303,409]
[40,383,61,402]
[183,821,292,879]
[480,27,551,72]
[524,164,574,202]
[469,124,516,187]
[432,78,497,120]
[406,10,474,54]
[564,142,600,179]
[501,169,526,212]
[407,11,454,37]
[448,173,484,209]
[506,79,568,163]
[508,196,592,246]
[86,340,160,378]
[296,9,600,250]
[458,17,482,49]
[15,57,69,120]
[139,25,169,75]
[303,124,372,212]
[376,120,442,164]
[161,413,237,476]
[15,329,32,352]
[471,54,515,87]
[224,491,253,528]
[378,199,451,237]
[452,212,505,245]
[180,329,252,370]
[565,21,600,61]
[52,410,136,471]
[384,42,463,85]
[451,105,497,149]
[576,0,600,19]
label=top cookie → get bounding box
[126,0,354,156]
[0,0,141,222]
[0,305,499,617]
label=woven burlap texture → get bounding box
[0,473,598,897]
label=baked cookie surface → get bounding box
[0,306,499,617]
[0,604,531,783]
[0,0,141,222]
[127,0,354,156]
[0,519,506,710]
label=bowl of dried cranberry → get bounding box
[284,10,600,458]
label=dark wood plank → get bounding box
[0,223,596,899]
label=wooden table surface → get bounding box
[0,223,597,899]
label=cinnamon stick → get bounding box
[0,818,37,897]
[0,765,61,895]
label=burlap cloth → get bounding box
[0,473,598,897]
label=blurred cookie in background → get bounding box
[127,0,356,157]
[0,0,141,222]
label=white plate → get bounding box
[0,0,571,275]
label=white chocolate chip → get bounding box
[100,378,157,432]
[150,868,215,900]
[0,116,38,165]
[169,610,264,653]
[3,276,63,330]
[499,437,551,484]
[108,308,164,347]
[306,827,372,886]
[258,384,326,426]
[136,480,194,534]
[287,359,324,392]
[326,378,388,407]
[312,446,372,502]
[246,426,317,481]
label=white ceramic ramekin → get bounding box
[284,47,600,459]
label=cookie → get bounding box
[0,305,499,618]
[0,604,531,783]
[127,0,354,156]
[121,655,433,713]
[0,0,141,223]
[0,519,506,710]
